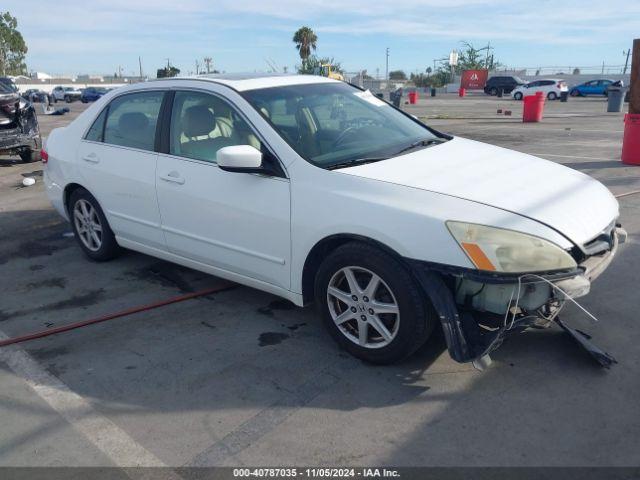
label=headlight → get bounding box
[447,221,577,273]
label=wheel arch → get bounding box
[63,182,89,216]
[301,233,408,305]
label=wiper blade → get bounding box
[326,156,389,170]
[395,138,445,155]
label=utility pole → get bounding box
[195,59,200,75]
[138,56,143,78]
[204,57,212,74]
[602,61,605,75]
[623,48,631,75]
[385,47,389,81]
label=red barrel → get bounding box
[408,91,418,104]
[622,114,640,165]
[522,94,545,122]
[458,87,466,97]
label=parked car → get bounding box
[483,75,526,95]
[512,79,568,100]
[81,87,108,103]
[51,86,82,103]
[0,78,42,162]
[570,79,615,97]
[43,75,625,365]
[22,88,48,103]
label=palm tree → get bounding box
[293,27,317,67]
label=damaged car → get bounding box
[0,78,42,162]
[43,75,625,367]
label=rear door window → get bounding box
[103,91,164,151]
[85,108,108,142]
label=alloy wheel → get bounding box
[73,199,103,251]
[326,266,400,349]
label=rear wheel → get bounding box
[547,92,558,100]
[19,148,40,163]
[514,92,523,100]
[315,242,435,364]
[570,89,580,97]
[64,95,71,103]
[69,188,121,261]
[489,87,498,96]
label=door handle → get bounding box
[160,171,185,185]
[82,153,100,164]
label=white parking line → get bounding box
[0,331,169,469]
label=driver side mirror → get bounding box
[217,145,264,173]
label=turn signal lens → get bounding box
[41,149,48,164]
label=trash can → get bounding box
[458,87,466,97]
[607,87,625,112]
[408,91,418,104]
[622,114,640,165]
[430,87,436,97]
[523,94,545,122]
[391,90,402,108]
[560,91,569,102]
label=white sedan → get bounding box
[512,78,569,100]
[43,74,624,366]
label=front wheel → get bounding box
[514,92,523,100]
[315,242,435,364]
[489,87,498,96]
[547,92,558,100]
[64,95,71,103]
[69,188,121,261]
[570,89,580,97]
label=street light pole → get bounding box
[385,47,389,81]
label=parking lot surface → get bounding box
[1,95,639,467]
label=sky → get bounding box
[5,0,639,78]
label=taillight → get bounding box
[41,149,48,164]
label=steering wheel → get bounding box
[332,117,383,148]
[332,126,359,148]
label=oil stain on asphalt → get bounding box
[258,332,290,346]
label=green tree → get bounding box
[297,55,342,75]
[0,11,28,76]
[389,70,407,80]
[292,26,317,68]
[156,65,180,78]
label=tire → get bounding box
[514,92,523,100]
[314,242,435,364]
[68,188,121,261]
[64,95,71,103]
[19,148,41,163]
[53,96,58,103]
[489,87,498,96]
[570,89,580,97]
[547,92,557,100]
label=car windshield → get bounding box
[242,82,444,169]
[64,87,75,91]
[0,80,17,94]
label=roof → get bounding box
[155,73,338,92]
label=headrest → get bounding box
[118,112,148,134]
[183,105,215,137]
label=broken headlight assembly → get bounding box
[446,221,577,273]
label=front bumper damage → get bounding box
[408,226,627,369]
[0,95,42,155]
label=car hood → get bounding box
[337,137,618,246]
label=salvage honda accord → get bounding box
[44,74,625,366]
